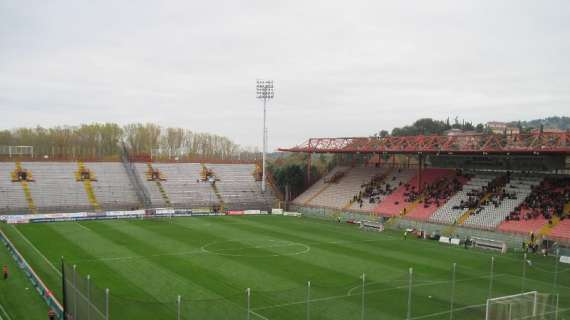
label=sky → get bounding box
[1,0,569,151]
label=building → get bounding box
[486,122,520,135]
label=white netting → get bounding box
[0,145,33,157]
[486,291,556,320]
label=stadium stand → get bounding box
[135,163,217,208]
[0,161,276,214]
[306,166,387,209]
[291,164,570,239]
[207,163,274,210]
[135,163,170,207]
[498,176,570,234]
[463,174,542,230]
[0,162,29,213]
[429,172,499,225]
[21,162,93,213]
[348,168,415,212]
[88,162,140,211]
[405,170,470,221]
[291,166,349,206]
[373,168,452,217]
[134,163,273,210]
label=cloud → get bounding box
[1,0,569,150]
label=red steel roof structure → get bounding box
[279,132,570,155]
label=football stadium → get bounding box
[1,132,570,320]
[2,2,570,320]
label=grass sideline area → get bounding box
[1,215,569,320]
[0,235,48,320]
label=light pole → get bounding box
[256,79,274,193]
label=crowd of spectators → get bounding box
[452,173,513,215]
[350,169,403,208]
[403,175,466,209]
[505,177,570,223]
[399,169,470,209]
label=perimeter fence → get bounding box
[62,253,569,320]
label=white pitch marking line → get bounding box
[0,303,11,320]
[250,310,270,320]
[410,303,487,320]
[75,222,92,232]
[253,273,506,312]
[346,273,507,297]
[73,250,205,263]
[75,241,311,263]
[12,226,61,276]
[201,240,311,257]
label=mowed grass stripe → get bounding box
[82,220,314,318]
[4,216,568,320]
[174,216,411,281]
[66,221,219,301]
[103,219,399,319]
[24,222,184,309]
[244,216,493,271]
[167,217,418,319]
[174,217,481,319]
[169,218,380,285]
[222,217,459,278]
[119,218,362,293]
[211,218,498,317]
[105,219,304,295]
[54,223,210,301]
[239,216,560,287]
[211,217,550,318]
[49,221,222,319]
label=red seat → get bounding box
[374,168,457,218]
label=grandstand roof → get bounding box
[279,132,570,155]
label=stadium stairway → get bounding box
[373,168,452,217]
[135,163,216,208]
[76,161,102,212]
[201,164,225,210]
[146,163,172,207]
[406,172,469,221]
[537,216,561,237]
[463,175,541,230]
[497,208,549,235]
[537,201,570,238]
[14,162,37,214]
[458,193,493,224]
[256,163,285,203]
[549,217,570,241]
[429,173,497,226]
[207,163,274,210]
[500,185,570,237]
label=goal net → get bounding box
[486,291,556,320]
[0,145,33,158]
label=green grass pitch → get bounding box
[0,234,48,320]
[1,215,569,320]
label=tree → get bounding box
[0,122,258,161]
